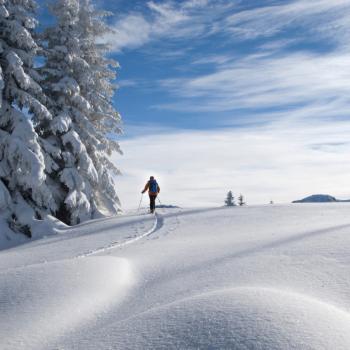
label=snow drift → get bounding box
[113,287,350,349]
[0,257,133,350]
[1,204,350,349]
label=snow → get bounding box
[1,257,133,350]
[37,0,122,225]
[0,0,57,232]
[1,204,350,349]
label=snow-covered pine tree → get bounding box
[225,191,235,207]
[0,0,55,235]
[77,0,122,216]
[39,0,122,225]
[238,194,245,206]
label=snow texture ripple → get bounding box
[1,204,350,349]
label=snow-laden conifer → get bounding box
[78,0,122,216]
[40,0,122,224]
[225,191,235,207]
[0,0,55,234]
[238,194,245,206]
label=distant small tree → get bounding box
[238,194,245,206]
[225,191,235,206]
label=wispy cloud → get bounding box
[225,0,350,42]
[104,0,350,52]
[102,0,237,52]
[190,54,234,66]
[156,50,350,114]
[117,79,138,88]
[102,1,193,52]
[107,0,350,122]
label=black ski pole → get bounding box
[137,193,143,212]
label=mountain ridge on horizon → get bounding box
[292,194,350,203]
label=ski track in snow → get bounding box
[0,211,171,350]
[77,212,163,258]
[0,210,170,273]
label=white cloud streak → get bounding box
[225,0,350,42]
[156,50,350,113]
[117,79,138,88]
[104,0,350,52]
[102,0,236,52]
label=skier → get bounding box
[141,176,160,213]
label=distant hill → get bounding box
[293,194,350,203]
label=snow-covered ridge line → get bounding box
[113,286,350,349]
[129,285,350,318]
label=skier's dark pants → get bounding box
[149,195,157,212]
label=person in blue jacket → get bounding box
[142,176,160,213]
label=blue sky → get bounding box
[100,0,350,130]
[39,0,350,208]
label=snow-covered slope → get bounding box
[1,204,350,349]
